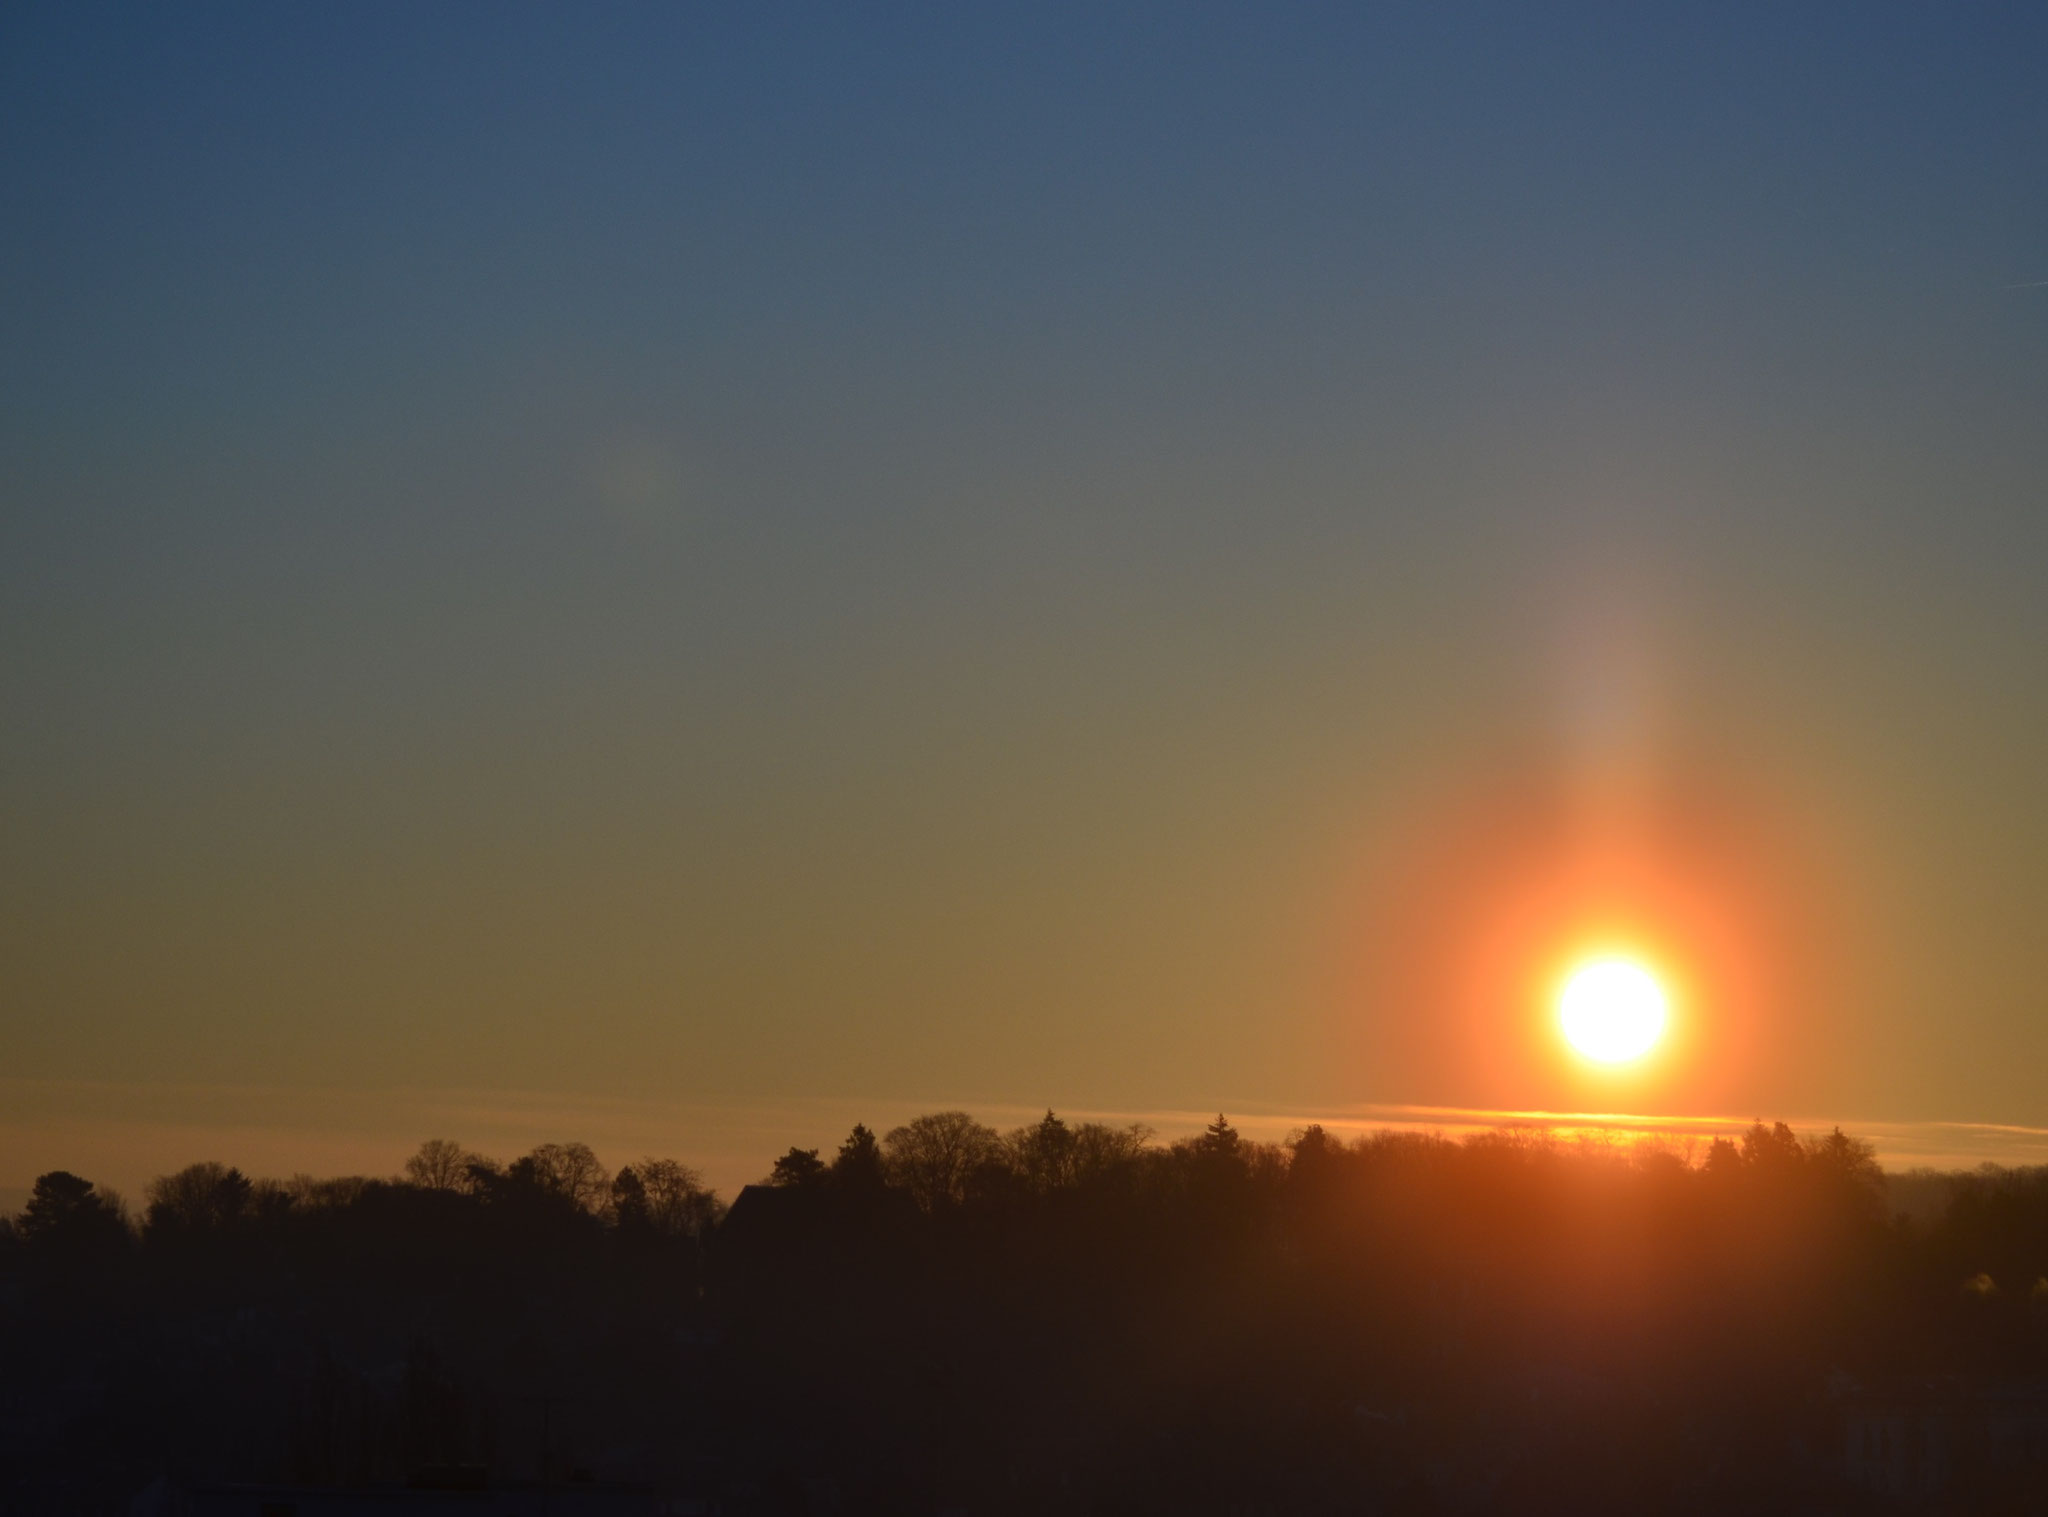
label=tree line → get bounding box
[6,1114,2048,1514]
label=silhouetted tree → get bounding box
[1007,1110,1079,1192]
[638,1157,724,1236]
[518,1141,611,1211]
[1070,1120,1153,1184]
[1807,1126,1883,1191]
[145,1162,254,1236]
[473,1153,586,1217]
[287,1172,370,1208]
[830,1123,888,1191]
[883,1111,1003,1210]
[1703,1135,1742,1177]
[18,1170,128,1252]
[1174,1113,1251,1192]
[404,1138,475,1190]
[1287,1124,1342,1192]
[1196,1113,1242,1161]
[1741,1119,1805,1173]
[769,1147,827,1187]
[611,1164,652,1233]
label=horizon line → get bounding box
[6,1076,2048,1207]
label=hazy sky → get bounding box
[6,4,2048,1195]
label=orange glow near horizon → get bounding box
[1339,756,1850,1113]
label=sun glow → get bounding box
[1558,956,1668,1064]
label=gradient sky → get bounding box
[5,3,2048,1197]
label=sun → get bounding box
[1558,956,1668,1064]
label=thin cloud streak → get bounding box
[1098,1101,2048,1171]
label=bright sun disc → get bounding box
[1559,957,1668,1063]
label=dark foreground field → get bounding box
[6,1115,2048,1515]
